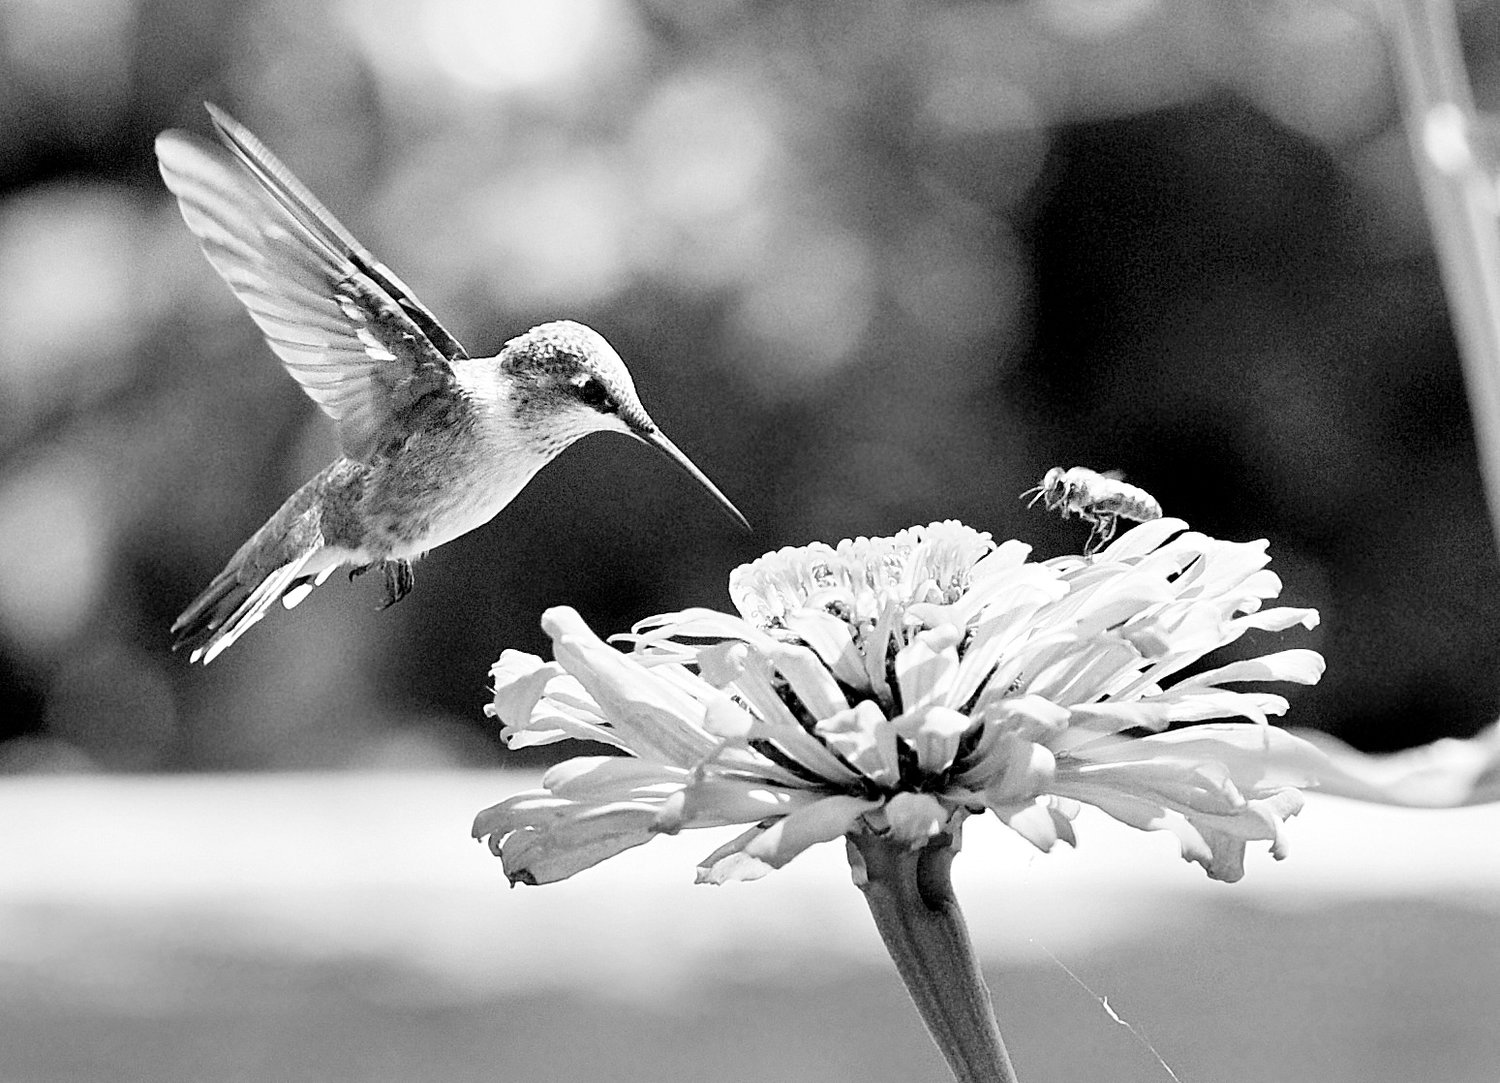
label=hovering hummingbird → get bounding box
[158,104,748,664]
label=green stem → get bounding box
[847,828,1018,1083]
[1384,0,1500,548]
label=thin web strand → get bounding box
[1029,939,1185,1083]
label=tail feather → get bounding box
[172,552,316,664]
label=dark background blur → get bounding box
[2,0,1498,773]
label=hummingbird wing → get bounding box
[155,104,469,462]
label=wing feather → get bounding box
[202,103,469,365]
[156,105,468,461]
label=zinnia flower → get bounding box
[473,518,1328,886]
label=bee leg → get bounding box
[377,559,415,610]
[348,562,372,583]
[1084,514,1119,557]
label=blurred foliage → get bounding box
[0,0,1497,772]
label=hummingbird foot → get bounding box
[377,559,414,610]
[347,558,415,608]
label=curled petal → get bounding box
[702,693,755,739]
[1238,569,1282,600]
[1176,649,1326,690]
[992,798,1067,852]
[696,825,777,884]
[1170,535,1271,596]
[815,700,900,784]
[1226,606,1320,635]
[543,607,715,766]
[967,538,1034,584]
[473,798,663,886]
[884,792,954,845]
[742,794,883,870]
[1049,761,1308,883]
[489,651,563,723]
[893,705,972,775]
[487,652,618,749]
[1163,790,1305,881]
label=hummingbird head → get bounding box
[499,320,652,446]
[496,320,749,530]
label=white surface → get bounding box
[1,770,1497,1005]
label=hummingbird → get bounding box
[157,104,748,664]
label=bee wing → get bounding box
[156,104,467,462]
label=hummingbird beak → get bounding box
[634,427,751,532]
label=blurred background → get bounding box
[2,0,1500,1080]
[2,0,1498,768]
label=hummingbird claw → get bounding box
[376,559,414,610]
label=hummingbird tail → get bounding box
[172,551,325,664]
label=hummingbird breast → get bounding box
[351,417,554,560]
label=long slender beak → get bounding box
[635,427,751,532]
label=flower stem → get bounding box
[847,829,1019,1083]
[1383,0,1500,548]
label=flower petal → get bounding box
[815,699,900,784]
[1226,606,1320,634]
[1094,517,1189,560]
[784,609,868,688]
[991,798,1067,852]
[473,796,664,885]
[696,825,777,884]
[764,640,850,719]
[895,624,963,710]
[976,736,1056,801]
[884,792,954,845]
[1175,649,1325,690]
[893,705,973,775]
[742,794,882,869]
[1128,724,1331,788]
[487,651,620,749]
[700,641,865,786]
[1064,690,1294,738]
[657,775,820,832]
[490,651,563,723]
[544,607,717,766]
[540,756,689,800]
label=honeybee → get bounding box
[1024,466,1162,554]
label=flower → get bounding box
[473,519,1329,886]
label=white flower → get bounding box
[474,519,1328,885]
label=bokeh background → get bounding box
[2,0,1500,1080]
[3,0,1498,769]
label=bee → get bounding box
[1024,466,1162,555]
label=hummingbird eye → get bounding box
[574,375,614,412]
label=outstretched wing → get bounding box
[156,104,468,461]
